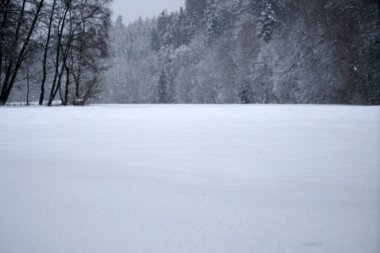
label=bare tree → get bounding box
[45,0,111,106]
[0,0,45,105]
[39,0,57,105]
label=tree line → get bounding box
[0,0,111,106]
[102,0,380,105]
[2,0,379,105]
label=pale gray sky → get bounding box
[111,0,184,24]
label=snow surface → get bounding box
[0,105,379,253]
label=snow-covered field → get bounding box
[0,105,379,253]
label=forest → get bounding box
[1,0,380,105]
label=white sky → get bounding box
[111,0,184,24]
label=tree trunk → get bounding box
[39,0,57,105]
[26,69,30,105]
[48,0,71,106]
[48,30,74,106]
[64,64,70,105]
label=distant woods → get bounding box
[103,0,380,105]
[1,0,380,105]
[0,0,111,105]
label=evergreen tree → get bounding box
[151,28,161,52]
[257,1,277,43]
[158,70,170,103]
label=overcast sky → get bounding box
[111,0,184,24]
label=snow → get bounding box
[0,105,379,253]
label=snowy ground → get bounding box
[0,105,379,253]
